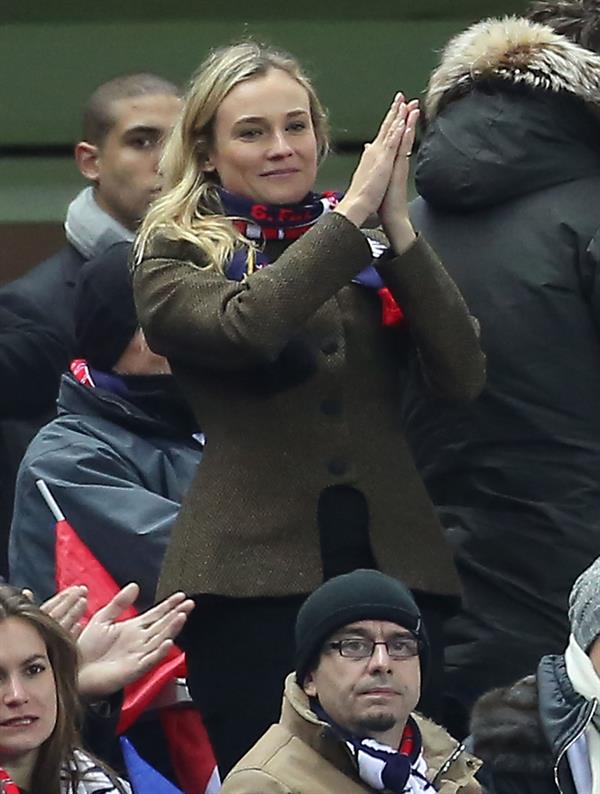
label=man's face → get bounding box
[303,620,421,746]
[86,93,182,231]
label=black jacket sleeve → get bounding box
[0,302,69,418]
[81,691,124,767]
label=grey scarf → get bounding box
[64,187,134,259]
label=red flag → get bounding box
[43,484,218,794]
[55,517,185,731]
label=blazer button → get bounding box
[320,399,341,416]
[321,340,338,355]
[328,459,347,476]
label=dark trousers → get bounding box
[180,486,453,774]
[178,594,306,776]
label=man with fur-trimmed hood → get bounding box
[406,1,600,738]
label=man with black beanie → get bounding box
[8,241,203,610]
[221,570,481,794]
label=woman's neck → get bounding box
[2,749,37,791]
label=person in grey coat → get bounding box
[8,242,202,610]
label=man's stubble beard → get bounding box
[355,712,397,735]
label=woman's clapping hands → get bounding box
[36,582,194,699]
[335,92,419,252]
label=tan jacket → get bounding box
[221,674,482,794]
[133,213,485,599]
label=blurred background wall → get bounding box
[1,1,527,282]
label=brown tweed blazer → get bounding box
[132,213,485,599]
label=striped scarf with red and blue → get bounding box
[219,189,404,327]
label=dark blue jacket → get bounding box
[9,373,202,609]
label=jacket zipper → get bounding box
[553,698,597,794]
[431,741,466,787]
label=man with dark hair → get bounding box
[1,73,181,416]
[8,242,201,610]
[82,73,182,145]
[0,73,181,576]
[220,570,481,794]
[72,73,182,237]
[407,0,600,738]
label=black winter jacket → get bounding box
[471,655,596,794]
[406,17,600,711]
[0,242,85,577]
[0,243,84,418]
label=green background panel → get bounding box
[3,2,528,25]
[1,2,527,222]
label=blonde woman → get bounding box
[132,41,485,773]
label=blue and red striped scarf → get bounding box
[219,189,404,327]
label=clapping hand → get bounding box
[335,91,419,253]
[38,582,194,699]
[37,584,88,638]
[76,583,194,699]
[379,97,419,253]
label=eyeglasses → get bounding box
[327,636,420,660]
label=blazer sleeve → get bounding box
[132,213,374,370]
[376,235,486,402]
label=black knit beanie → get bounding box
[295,569,429,685]
[74,241,138,371]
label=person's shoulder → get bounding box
[28,242,84,273]
[0,243,85,309]
[17,382,118,465]
[414,713,481,790]
[12,243,84,287]
[470,674,553,775]
[80,240,132,272]
[221,726,297,794]
[63,748,131,793]
[135,232,208,269]
[221,767,293,794]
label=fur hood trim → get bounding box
[470,674,554,775]
[425,15,600,121]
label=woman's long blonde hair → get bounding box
[134,41,330,272]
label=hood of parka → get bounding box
[416,16,600,212]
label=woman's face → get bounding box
[204,68,319,205]
[0,618,57,766]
